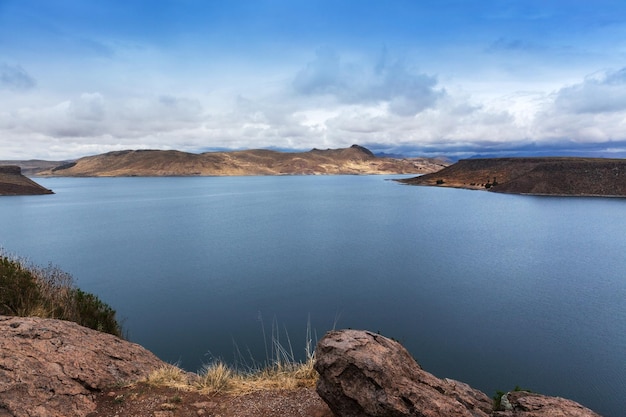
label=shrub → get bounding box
[0,250,122,337]
[492,390,506,410]
[69,288,121,336]
[493,385,532,410]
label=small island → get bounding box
[398,157,626,197]
[0,166,53,196]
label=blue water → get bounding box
[1,176,624,416]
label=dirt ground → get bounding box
[88,383,334,417]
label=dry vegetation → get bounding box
[144,357,317,395]
[89,328,328,417]
[143,318,318,395]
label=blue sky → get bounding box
[2,0,626,160]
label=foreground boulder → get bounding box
[315,329,493,417]
[0,316,167,417]
[314,329,601,417]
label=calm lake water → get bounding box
[1,176,624,416]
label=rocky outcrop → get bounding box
[493,390,603,417]
[0,316,167,417]
[0,165,53,195]
[315,329,493,417]
[315,329,602,417]
[0,320,603,417]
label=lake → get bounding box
[1,176,624,416]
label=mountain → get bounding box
[398,157,626,197]
[38,145,448,177]
[0,166,54,196]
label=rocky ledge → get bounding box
[0,318,602,417]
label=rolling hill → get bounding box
[38,145,448,177]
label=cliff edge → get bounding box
[0,165,53,196]
[0,318,603,417]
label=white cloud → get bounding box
[553,68,626,114]
[0,90,213,159]
[293,47,445,116]
[69,93,106,121]
[523,67,626,145]
[4,46,626,160]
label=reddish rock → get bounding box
[314,329,493,417]
[493,390,602,417]
[314,329,602,417]
[0,316,167,417]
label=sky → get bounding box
[2,0,626,160]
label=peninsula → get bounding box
[398,157,626,197]
[36,145,447,177]
[0,166,53,196]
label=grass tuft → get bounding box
[196,361,234,393]
[146,364,192,390]
[144,355,317,395]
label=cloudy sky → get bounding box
[2,0,626,160]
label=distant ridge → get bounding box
[398,157,626,197]
[0,166,53,196]
[0,160,65,176]
[38,145,448,177]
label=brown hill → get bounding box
[0,166,54,196]
[38,145,448,177]
[398,157,626,197]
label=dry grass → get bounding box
[144,357,317,395]
[197,362,234,392]
[145,320,319,395]
[228,356,317,394]
[145,364,193,390]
